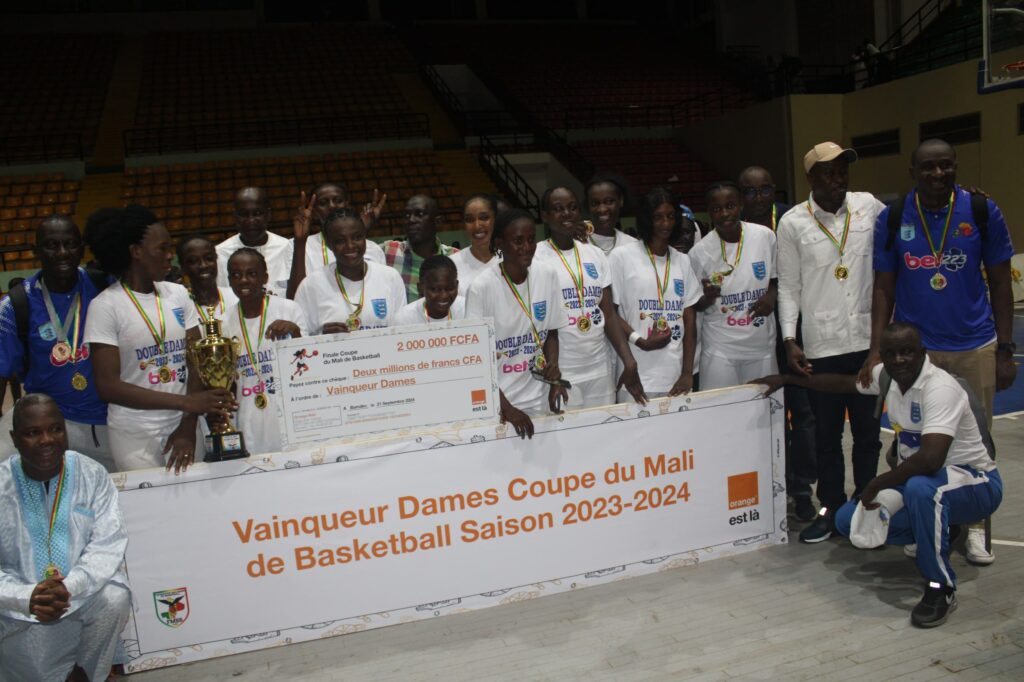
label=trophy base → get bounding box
[204,431,249,462]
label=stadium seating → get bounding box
[0,174,80,271]
[121,149,464,241]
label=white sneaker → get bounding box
[966,527,994,565]
[904,544,917,558]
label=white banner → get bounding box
[271,319,499,447]
[114,386,786,673]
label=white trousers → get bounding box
[565,374,615,410]
[0,582,130,682]
[1,412,113,472]
[108,421,201,471]
[699,353,777,391]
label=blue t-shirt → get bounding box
[0,269,108,424]
[873,186,1014,351]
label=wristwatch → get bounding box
[996,342,1016,354]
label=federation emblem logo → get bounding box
[172,307,186,328]
[154,587,189,628]
[958,222,973,238]
[371,298,387,319]
[37,322,57,342]
[752,261,766,280]
[910,401,921,422]
[532,301,547,321]
[583,262,599,279]
[673,278,684,297]
[900,224,915,241]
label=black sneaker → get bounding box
[911,582,957,628]
[798,507,835,543]
[793,495,817,522]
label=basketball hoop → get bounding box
[1003,59,1024,73]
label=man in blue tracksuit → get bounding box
[754,322,1002,628]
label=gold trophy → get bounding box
[188,308,248,461]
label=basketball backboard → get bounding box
[980,0,1024,92]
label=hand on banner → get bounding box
[857,350,881,389]
[29,576,70,622]
[322,322,353,335]
[362,189,388,228]
[636,327,671,352]
[293,191,317,241]
[616,361,647,405]
[266,319,302,340]
[749,375,786,396]
[548,378,569,414]
[668,371,693,397]
[500,391,534,439]
[164,421,202,474]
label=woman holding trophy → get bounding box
[222,248,308,455]
[83,206,236,472]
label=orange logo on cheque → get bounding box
[727,472,759,510]
[471,389,487,406]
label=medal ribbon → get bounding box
[914,191,956,263]
[770,204,777,232]
[500,264,544,350]
[335,264,366,320]
[548,239,587,316]
[45,457,67,573]
[123,283,166,348]
[805,201,851,261]
[238,295,269,386]
[644,244,671,308]
[321,233,331,266]
[40,282,82,364]
[717,226,745,275]
[194,289,225,324]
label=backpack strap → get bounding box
[884,194,907,252]
[968,192,989,244]
[8,281,31,378]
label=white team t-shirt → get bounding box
[450,248,494,296]
[465,261,569,413]
[303,232,386,275]
[294,261,406,335]
[221,296,308,456]
[689,222,777,360]
[533,240,612,382]
[609,241,702,393]
[191,286,239,333]
[84,281,198,433]
[589,229,638,257]
[392,296,466,327]
[216,232,294,297]
[858,358,995,472]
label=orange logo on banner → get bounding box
[471,389,487,406]
[727,472,758,510]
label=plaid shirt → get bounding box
[383,239,459,302]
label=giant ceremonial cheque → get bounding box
[112,329,784,671]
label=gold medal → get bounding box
[44,563,59,579]
[655,318,669,332]
[347,316,361,331]
[710,273,724,287]
[254,393,268,409]
[51,341,71,363]
[158,366,173,383]
[930,272,947,291]
[577,316,592,332]
[583,219,595,236]
[834,264,849,281]
[533,354,547,371]
[71,372,88,391]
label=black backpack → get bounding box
[884,192,989,252]
[7,269,109,378]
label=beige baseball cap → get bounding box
[803,141,858,173]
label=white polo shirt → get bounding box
[857,357,995,472]
[776,192,885,359]
[216,232,294,298]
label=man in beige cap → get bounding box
[776,140,887,543]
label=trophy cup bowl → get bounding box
[188,310,248,461]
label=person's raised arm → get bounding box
[286,191,317,299]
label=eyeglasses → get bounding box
[742,185,774,199]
